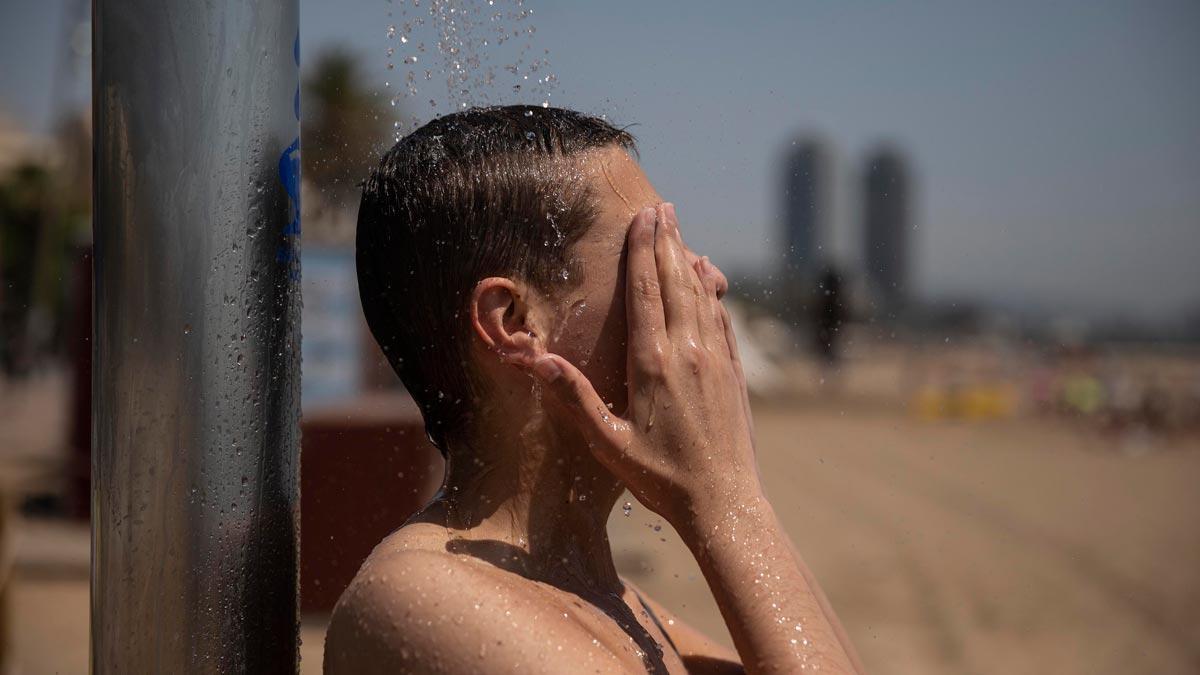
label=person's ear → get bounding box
[470,277,543,367]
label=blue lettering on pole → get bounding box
[276,32,302,280]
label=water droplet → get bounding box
[622,502,632,517]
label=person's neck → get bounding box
[429,403,626,595]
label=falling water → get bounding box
[384,0,557,139]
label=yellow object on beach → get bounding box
[912,383,1018,421]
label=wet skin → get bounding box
[323,147,863,674]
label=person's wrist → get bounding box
[672,469,769,546]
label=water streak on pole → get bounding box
[92,1,301,671]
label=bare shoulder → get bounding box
[323,526,624,674]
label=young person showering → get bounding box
[325,106,863,674]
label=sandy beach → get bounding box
[9,381,1199,674]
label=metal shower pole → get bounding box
[92,1,301,672]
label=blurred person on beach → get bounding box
[325,106,863,674]
[813,265,845,366]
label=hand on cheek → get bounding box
[529,202,759,526]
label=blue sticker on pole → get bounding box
[276,32,302,279]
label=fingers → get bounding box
[718,303,745,382]
[691,252,754,444]
[532,354,628,449]
[719,303,755,444]
[693,253,728,301]
[695,256,727,348]
[708,257,729,299]
[656,203,704,343]
[626,207,667,374]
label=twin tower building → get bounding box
[781,138,912,320]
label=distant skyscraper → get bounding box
[781,138,831,287]
[862,147,911,315]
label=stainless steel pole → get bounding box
[92,1,301,672]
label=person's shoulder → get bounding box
[320,549,447,673]
[342,522,535,606]
[324,530,621,674]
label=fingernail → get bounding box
[664,203,677,222]
[700,256,711,273]
[533,355,562,382]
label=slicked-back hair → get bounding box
[356,105,636,455]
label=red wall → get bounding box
[299,394,443,612]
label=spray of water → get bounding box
[384,0,557,140]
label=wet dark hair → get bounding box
[356,105,636,455]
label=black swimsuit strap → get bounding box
[631,587,681,656]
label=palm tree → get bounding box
[302,49,398,244]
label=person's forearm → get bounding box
[678,486,863,674]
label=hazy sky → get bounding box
[3,0,1198,321]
